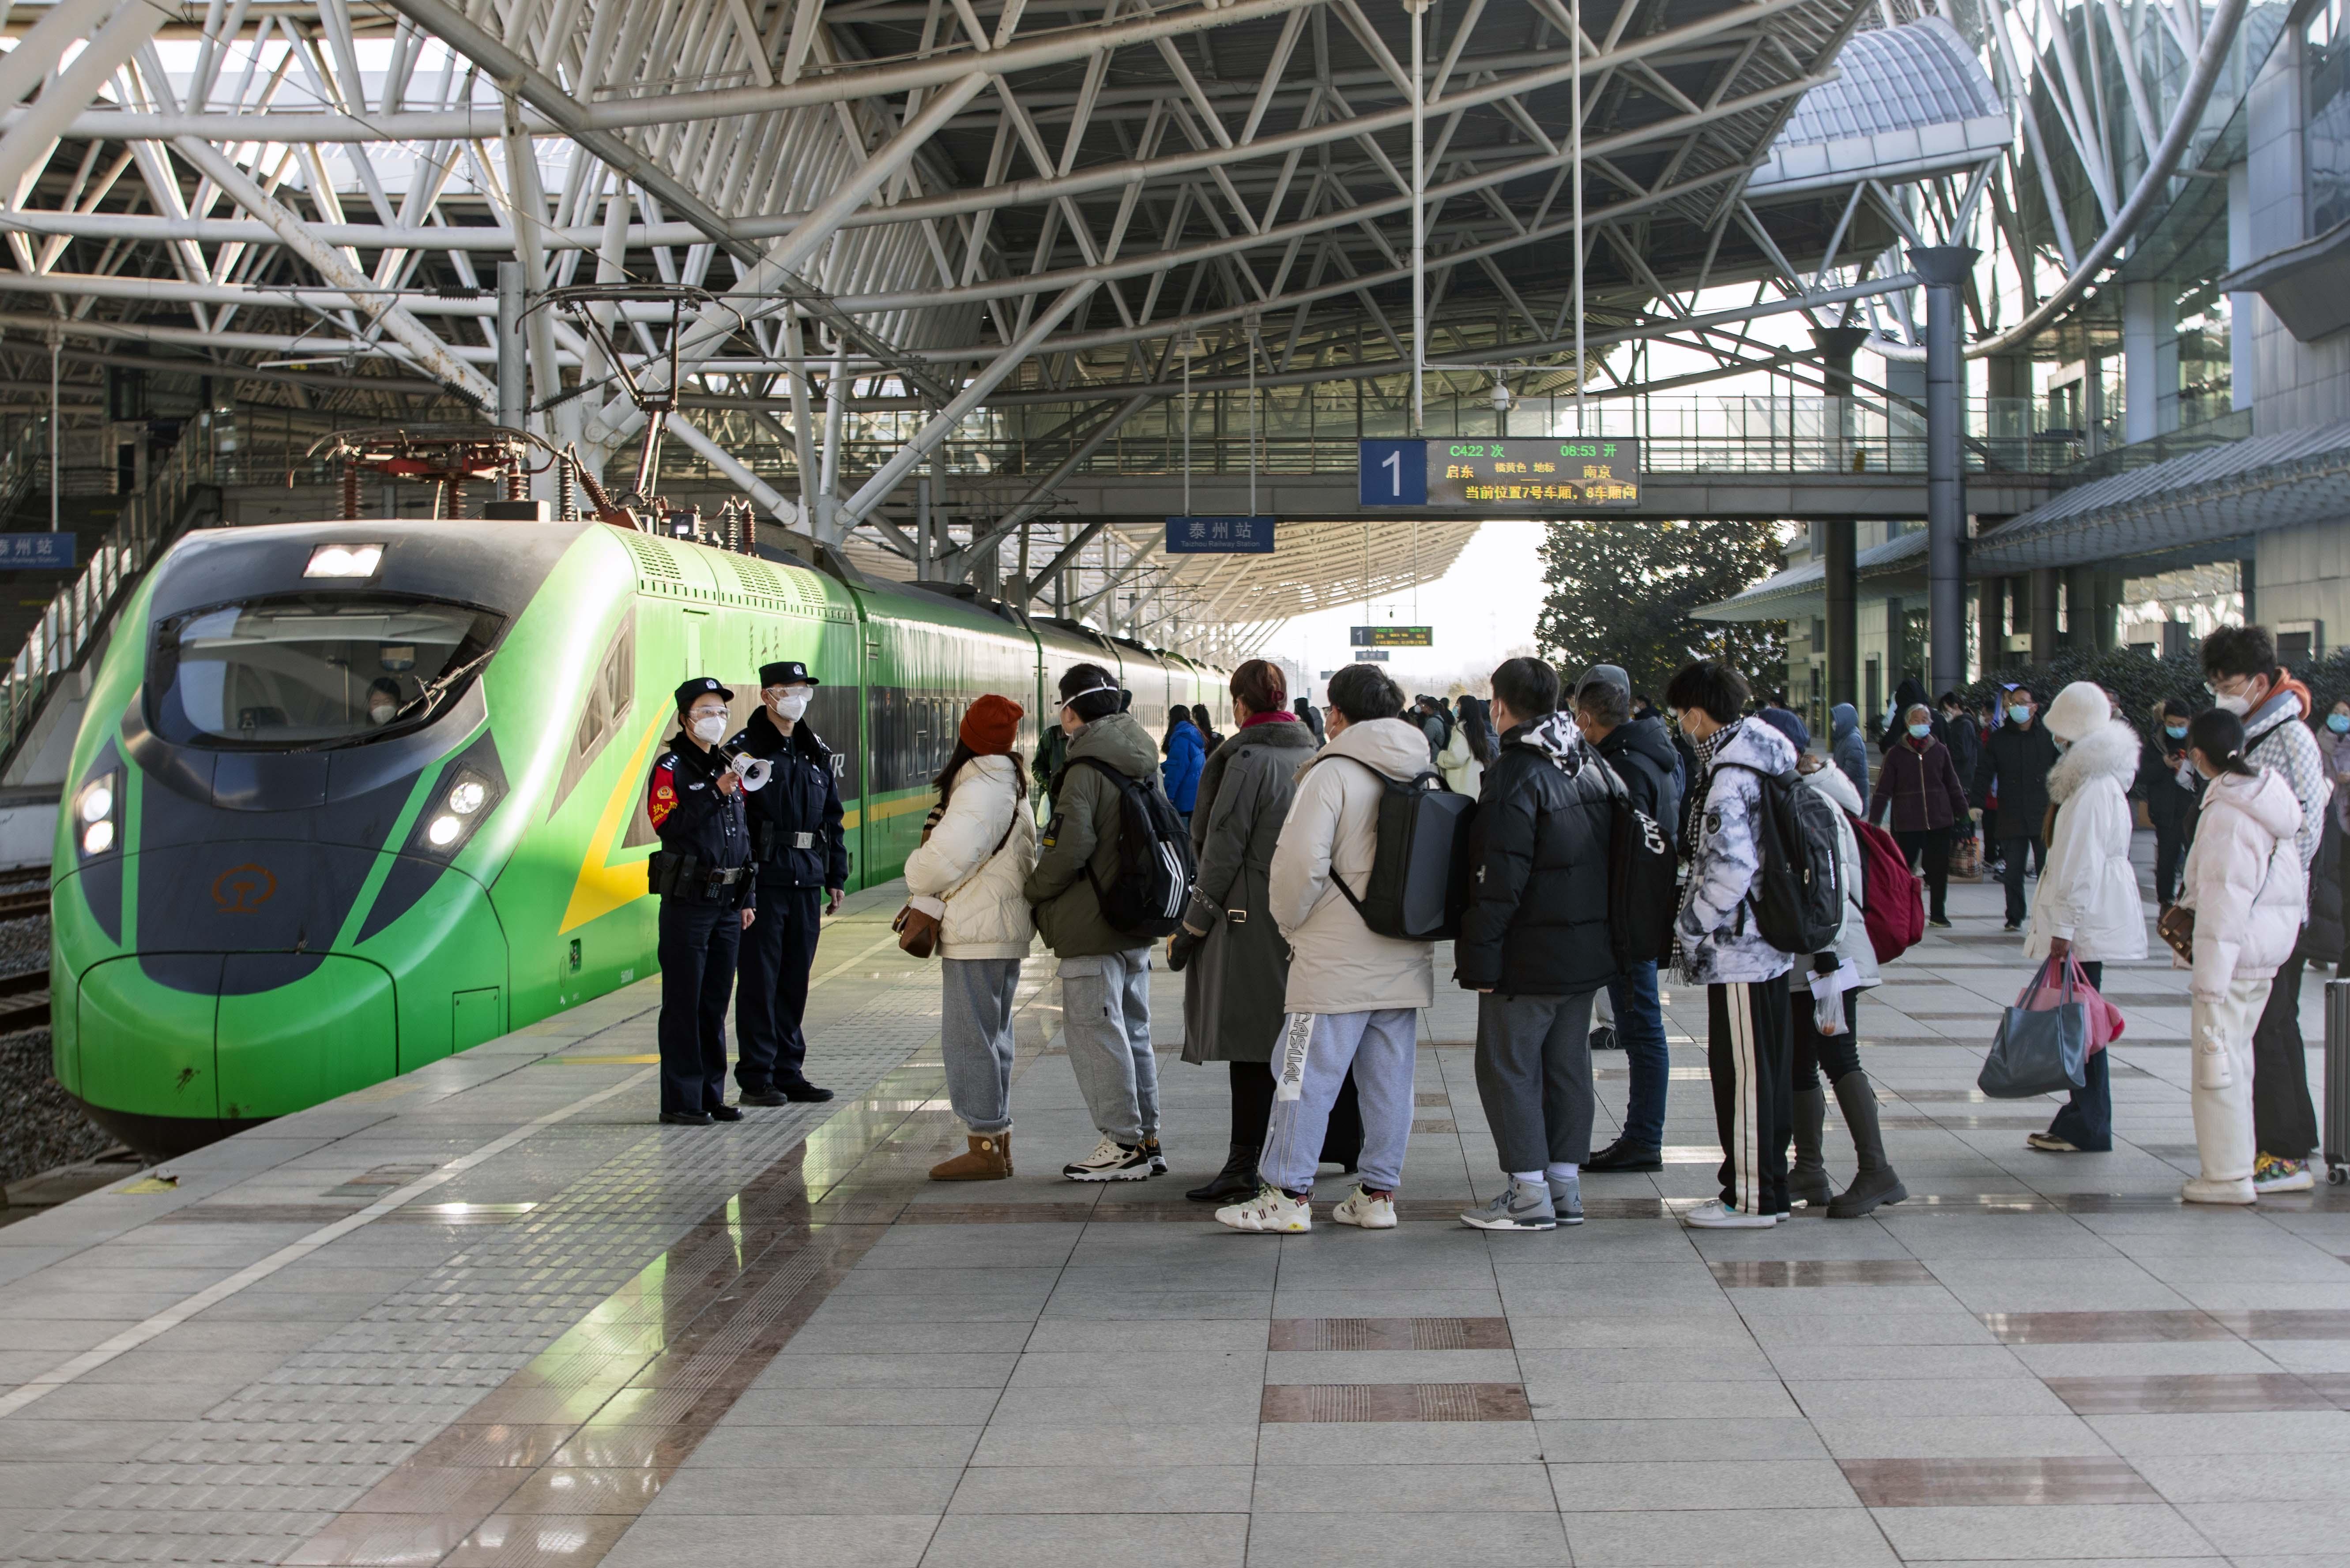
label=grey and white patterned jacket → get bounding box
[2245,689,2333,876]
[1674,718,1797,985]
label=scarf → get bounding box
[1240,709,1296,729]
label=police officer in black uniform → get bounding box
[730,659,847,1104]
[648,677,757,1125]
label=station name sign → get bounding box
[1359,438,1641,508]
[1166,515,1276,553]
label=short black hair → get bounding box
[2201,624,2278,683]
[1058,662,1122,723]
[2188,707,2257,778]
[2161,696,2192,720]
[1491,657,1561,718]
[1328,664,1404,723]
[2008,684,2036,704]
[1664,661,1750,726]
[1573,677,1631,729]
[1937,689,1964,708]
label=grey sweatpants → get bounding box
[1260,1008,1417,1194]
[1060,948,1159,1143]
[1473,990,1599,1174]
[941,956,1023,1135]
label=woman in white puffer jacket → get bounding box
[2024,682,2147,1155]
[903,695,1038,1180]
[2177,708,2306,1204]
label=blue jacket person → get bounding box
[728,659,848,1103]
[649,677,757,1124]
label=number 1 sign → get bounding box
[1358,440,1426,506]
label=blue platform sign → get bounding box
[1167,515,1277,553]
[1360,439,1426,506]
[0,534,74,570]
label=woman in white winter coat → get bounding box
[2024,682,2149,1155]
[903,695,1039,1180]
[1788,754,1906,1215]
[2177,708,2307,1203]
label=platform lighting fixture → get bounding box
[305,543,384,579]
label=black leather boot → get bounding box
[1187,1143,1261,1203]
[1827,1072,1908,1217]
[1789,1087,1834,1207]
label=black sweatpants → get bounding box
[736,879,822,1092]
[658,897,743,1116]
[1894,827,1951,921]
[1709,974,1793,1216]
[2252,951,2321,1159]
[1792,988,1863,1090]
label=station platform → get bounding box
[2,864,2347,1568]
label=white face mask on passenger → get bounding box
[369,703,397,726]
[2212,692,2251,716]
[771,690,810,722]
[690,714,728,744]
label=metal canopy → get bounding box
[1747,18,2008,199]
[1695,526,1926,622]
[1969,423,2350,574]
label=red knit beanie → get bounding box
[960,694,1024,756]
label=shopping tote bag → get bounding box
[1978,956,2090,1098]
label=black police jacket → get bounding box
[731,708,849,888]
[648,741,755,906]
[1455,723,1618,996]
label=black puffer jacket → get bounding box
[1455,714,1617,996]
[1594,713,1683,850]
[1972,718,2059,830]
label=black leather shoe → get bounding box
[1589,1026,1621,1052]
[710,1105,744,1122]
[738,1088,790,1107]
[1583,1138,1664,1173]
[1186,1143,1261,1203]
[781,1083,836,1103]
[660,1111,713,1126]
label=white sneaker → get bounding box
[1062,1134,1153,1182]
[1682,1199,1778,1229]
[1330,1186,1397,1229]
[1140,1136,1168,1175]
[2025,1132,2081,1153]
[1215,1185,1311,1232]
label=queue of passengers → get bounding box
[649,622,2336,1222]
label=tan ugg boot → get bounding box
[930,1133,1011,1181]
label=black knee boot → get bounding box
[1789,1086,1833,1207]
[1827,1071,1907,1218]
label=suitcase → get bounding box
[2327,981,2350,1185]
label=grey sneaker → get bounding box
[1547,1172,1585,1226]
[1461,1177,1557,1231]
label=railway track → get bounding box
[0,883,51,1030]
[0,885,48,923]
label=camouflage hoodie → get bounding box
[1673,717,1797,985]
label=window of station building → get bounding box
[2309,0,2350,236]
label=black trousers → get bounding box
[2152,821,2193,907]
[2045,960,2110,1151]
[1998,835,2041,925]
[1229,1058,1363,1168]
[1791,988,1862,1090]
[658,897,742,1115]
[1709,974,1792,1215]
[736,880,823,1092]
[2252,951,2321,1159]
[1895,826,1951,921]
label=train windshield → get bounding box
[149,594,505,748]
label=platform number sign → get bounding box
[1359,440,1426,506]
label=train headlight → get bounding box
[73,771,119,858]
[445,780,487,816]
[411,767,501,858]
[305,543,384,579]
[425,814,463,847]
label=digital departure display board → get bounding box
[1425,437,1641,506]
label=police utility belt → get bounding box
[647,851,749,902]
[754,821,818,860]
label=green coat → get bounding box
[1180,719,1318,1064]
[1024,712,1167,957]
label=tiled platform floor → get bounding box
[1,837,2346,1568]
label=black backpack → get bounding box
[1322,757,1477,941]
[1714,761,1846,955]
[1595,759,1678,967]
[1061,756,1195,936]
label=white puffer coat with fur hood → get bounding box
[2024,693,2148,963]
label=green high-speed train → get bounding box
[52,517,1220,1156]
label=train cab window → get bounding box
[149,594,505,748]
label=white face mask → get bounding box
[2212,692,2251,716]
[772,689,810,722]
[690,713,728,744]
[368,703,397,726]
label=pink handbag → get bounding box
[2017,956,2124,1053]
